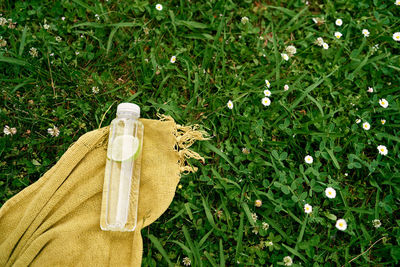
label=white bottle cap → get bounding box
[117,103,140,118]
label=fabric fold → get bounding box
[0,116,208,266]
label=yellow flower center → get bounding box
[381,148,384,152]
[328,192,332,195]
[339,223,343,227]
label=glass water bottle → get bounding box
[100,103,144,231]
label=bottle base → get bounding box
[100,224,137,232]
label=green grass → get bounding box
[1,0,400,266]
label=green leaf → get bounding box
[0,56,31,67]
[324,213,337,221]
[282,243,307,262]
[326,148,340,169]
[147,235,174,267]
[201,196,219,230]
[176,20,208,29]
[204,142,239,172]
[19,26,28,56]
[235,212,244,261]
[219,239,225,267]
[242,202,255,226]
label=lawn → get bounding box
[1,0,400,266]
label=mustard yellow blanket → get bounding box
[0,115,208,266]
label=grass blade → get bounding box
[282,243,307,262]
[147,234,174,267]
[106,27,119,54]
[289,69,337,112]
[235,212,244,262]
[204,142,239,172]
[326,148,341,169]
[201,195,220,231]
[198,229,214,248]
[18,25,28,56]
[219,239,225,267]
[182,225,202,267]
[0,56,31,67]
[204,251,218,267]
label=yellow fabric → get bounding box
[0,116,208,266]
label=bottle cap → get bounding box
[117,103,140,118]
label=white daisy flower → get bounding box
[43,24,50,30]
[336,219,347,231]
[251,212,258,222]
[345,173,348,176]
[55,36,62,42]
[335,19,343,26]
[286,45,297,55]
[356,119,361,124]
[170,55,176,63]
[322,42,329,49]
[61,17,65,21]
[227,100,233,109]
[284,84,289,91]
[75,51,80,55]
[381,119,386,125]
[265,79,271,88]
[182,256,191,266]
[29,47,38,57]
[283,256,293,266]
[0,17,7,26]
[316,37,324,46]
[304,155,313,164]
[379,98,389,108]
[377,145,388,155]
[362,29,370,37]
[0,38,6,47]
[262,222,269,230]
[47,126,60,137]
[396,0,400,5]
[263,89,271,97]
[362,122,370,130]
[255,199,262,207]
[334,32,342,39]
[92,86,99,94]
[155,4,163,11]
[242,147,250,154]
[281,53,289,61]
[241,16,249,24]
[261,97,271,106]
[3,125,17,135]
[304,204,312,214]
[367,87,374,93]
[393,32,400,41]
[372,219,381,228]
[325,187,336,199]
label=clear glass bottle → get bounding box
[100,103,144,231]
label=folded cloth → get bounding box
[0,115,208,267]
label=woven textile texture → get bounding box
[0,115,208,266]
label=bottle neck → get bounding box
[116,111,139,119]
